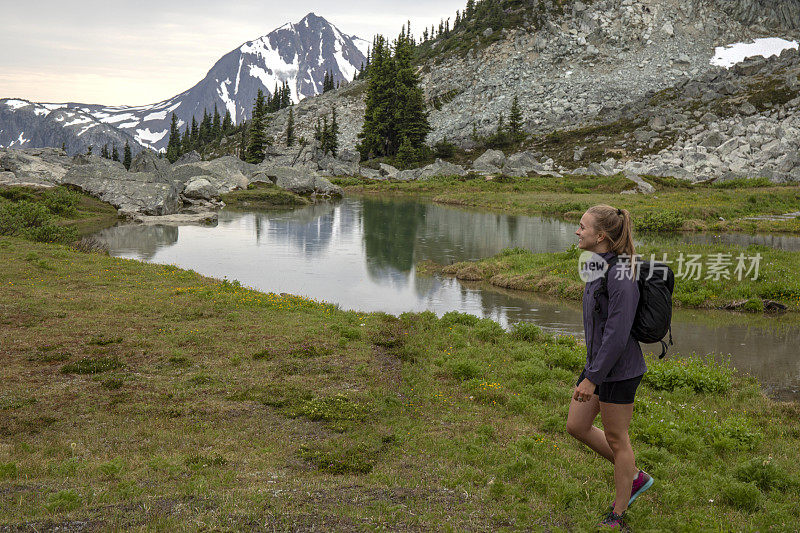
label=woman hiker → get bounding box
[567,205,653,530]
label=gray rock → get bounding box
[648,116,666,132]
[172,156,251,193]
[634,129,657,143]
[378,163,400,178]
[183,177,218,200]
[482,27,494,38]
[739,102,758,116]
[174,150,202,165]
[473,149,506,171]
[396,169,422,181]
[501,151,544,175]
[418,159,466,179]
[0,147,72,185]
[260,165,343,196]
[129,150,171,180]
[337,149,361,164]
[63,157,181,215]
[623,172,656,194]
[700,131,726,148]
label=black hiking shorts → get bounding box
[576,370,643,404]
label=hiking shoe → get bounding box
[609,470,654,511]
[597,510,628,531]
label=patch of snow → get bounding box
[241,36,300,100]
[235,56,244,94]
[167,101,181,113]
[4,99,29,110]
[77,123,99,136]
[64,116,93,127]
[10,132,29,146]
[32,106,50,117]
[41,103,67,111]
[134,128,168,145]
[712,38,799,68]
[143,110,168,121]
[352,36,370,57]
[118,121,139,128]
[99,112,137,124]
[217,78,237,123]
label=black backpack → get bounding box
[594,255,674,358]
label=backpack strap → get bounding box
[593,255,618,320]
[657,325,674,359]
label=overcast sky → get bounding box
[0,0,465,106]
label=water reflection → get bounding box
[90,196,800,397]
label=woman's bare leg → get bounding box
[566,394,615,463]
[600,401,636,515]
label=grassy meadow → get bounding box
[1,236,799,531]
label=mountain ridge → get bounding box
[0,13,367,154]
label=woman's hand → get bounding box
[573,378,596,403]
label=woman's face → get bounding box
[575,212,605,252]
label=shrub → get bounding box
[643,357,732,393]
[433,138,457,159]
[298,443,374,474]
[510,322,545,342]
[41,188,79,216]
[635,211,685,232]
[0,201,77,243]
[474,319,505,342]
[441,311,480,327]
[449,358,481,381]
[71,236,109,255]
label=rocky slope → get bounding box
[0,13,367,154]
[263,0,799,149]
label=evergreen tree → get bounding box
[87,145,93,156]
[100,144,109,159]
[222,110,232,134]
[497,113,505,135]
[61,142,66,152]
[212,105,221,138]
[357,35,395,158]
[190,116,199,149]
[112,144,119,162]
[466,0,475,19]
[181,126,191,155]
[166,113,181,163]
[200,110,212,143]
[286,108,295,147]
[314,118,322,144]
[123,142,132,170]
[281,81,291,108]
[327,109,339,156]
[245,89,268,164]
[396,136,416,169]
[238,123,248,160]
[393,28,431,155]
[508,95,524,138]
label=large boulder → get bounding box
[62,157,181,216]
[472,149,506,172]
[174,150,202,165]
[318,155,360,177]
[183,177,219,200]
[129,150,171,181]
[260,166,343,196]
[378,163,400,178]
[418,159,467,179]
[0,147,73,186]
[172,156,252,193]
[501,151,545,175]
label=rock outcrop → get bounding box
[62,156,182,216]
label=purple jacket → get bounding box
[582,251,646,384]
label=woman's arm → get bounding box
[583,264,639,385]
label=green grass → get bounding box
[344,175,800,233]
[1,235,799,530]
[220,181,310,208]
[430,241,800,311]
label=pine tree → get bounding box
[393,29,431,155]
[357,35,395,158]
[200,110,211,143]
[100,144,109,159]
[508,95,524,139]
[222,110,232,134]
[61,142,66,153]
[245,89,268,164]
[166,113,181,163]
[396,136,416,169]
[466,0,475,19]
[190,116,199,149]
[87,145,93,156]
[281,81,291,108]
[112,144,120,162]
[497,113,505,135]
[314,118,323,144]
[212,105,221,138]
[181,126,191,155]
[238,123,248,160]
[329,109,339,156]
[123,142,132,170]
[286,108,295,147]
